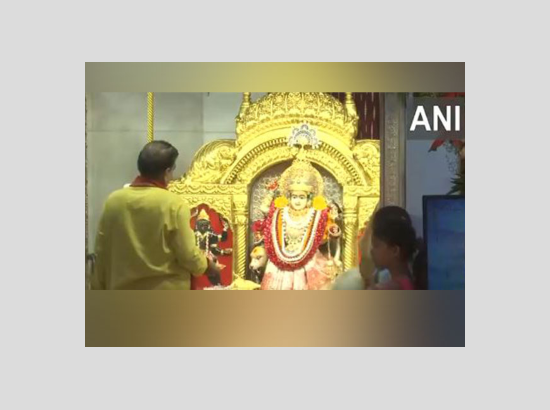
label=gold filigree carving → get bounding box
[225,137,363,187]
[236,93,358,148]
[232,195,248,213]
[358,197,379,229]
[234,223,248,279]
[168,92,380,283]
[343,215,358,271]
[181,140,236,184]
[169,182,243,196]
[353,140,381,196]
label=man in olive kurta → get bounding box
[91,141,218,290]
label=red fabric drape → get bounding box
[330,93,381,140]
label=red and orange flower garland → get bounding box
[262,203,328,271]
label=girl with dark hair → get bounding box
[360,206,428,290]
[333,205,426,290]
[365,216,416,289]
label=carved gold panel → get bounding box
[169,92,380,280]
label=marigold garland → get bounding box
[262,203,328,271]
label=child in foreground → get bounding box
[333,206,421,290]
[361,207,417,290]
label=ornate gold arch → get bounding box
[169,92,380,280]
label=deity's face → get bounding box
[196,219,211,234]
[289,190,308,211]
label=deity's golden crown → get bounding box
[197,209,210,221]
[286,161,318,193]
[279,123,324,197]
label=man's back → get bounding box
[91,187,207,290]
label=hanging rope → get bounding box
[147,92,154,142]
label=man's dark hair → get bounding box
[137,141,179,179]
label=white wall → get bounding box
[405,140,455,236]
[87,93,148,252]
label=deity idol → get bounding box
[255,153,343,290]
[193,209,232,286]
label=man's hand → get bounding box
[204,257,222,285]
[205,256,221,274]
